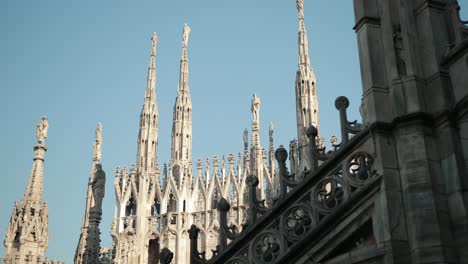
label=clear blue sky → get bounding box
[2,0,467,262]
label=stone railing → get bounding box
[189,97,382,264]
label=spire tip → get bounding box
[182,23,191,48]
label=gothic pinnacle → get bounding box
[24,116,49,201]
[145,32,158,100]
[137,33,160,172]
[178,23,191,93]
[296,0,313,75]
[297,0,305,29]
[294,0,320,172]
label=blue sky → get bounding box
[2,0,467,262]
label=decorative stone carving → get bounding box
[296,0,304,19]
[36,116,48,143]
[182,23,191,48]
[252,231,281,263]
[93,123,102,161]
[283,204,314,241]
[251,93,261,124]
[4,117,51,263]
[92,164,106,210]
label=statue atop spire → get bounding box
[151,32,158,56]
[75,128,106,264]
[182,23,191,48]
[4,117,50,263]
[36,116,48,143]
[296,0,304,20]
[251,93,261,124]
[93,123,102,162]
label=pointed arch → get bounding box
[125,193,137,216]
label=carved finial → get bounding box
[213,155,219,168]
[251,93,261,124]
[182,23,191,48]
[197,159,203,170]
[228,153,235,165]
[36,116,48,143]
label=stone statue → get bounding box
[95,122,102,143]
[296,0,304,18]
[182,23,191,48]
[93,123,102,161]
[36,116,48,143]
[151,32,158,51]
[91,164,106,210]
[251,93,261,123]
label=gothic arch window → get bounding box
[125,195,137,216]
[183,200,186,212]
[151,198,160,216]
[243,187,249,205]
[212,188,220,209]
[167,193,177,212]
[197,192,205,212]
[229,184,238,206]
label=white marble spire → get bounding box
[145,32,158,101]
[171,24,193,167]
[4,117,50,263]
[295,0,319,170]
[137,33,159,173]
[24,116,48,201]
[75,122,103,264]
[178,23,191,94]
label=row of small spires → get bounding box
[113,132,342,180]
[114,148,274,179]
